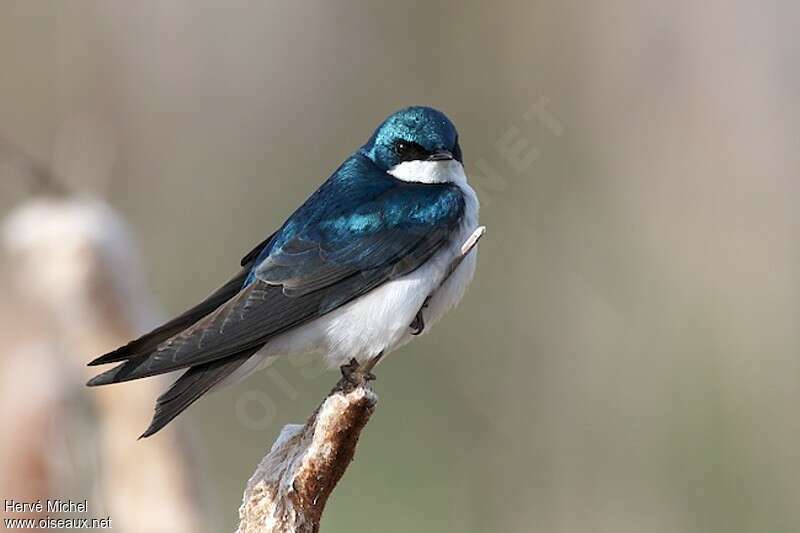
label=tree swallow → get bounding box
[87,106,480,438]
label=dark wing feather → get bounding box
[87,235,274,367]
[88,177,464,385]
[240,231,277,266]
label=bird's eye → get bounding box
[393,139,428,162]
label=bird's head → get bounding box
[361,106,464,184]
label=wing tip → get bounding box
[85,368,118,387]
[87,353,117,367]
[138,423,160,439]
[86,360,146,387]
[87,340,141,367]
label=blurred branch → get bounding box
[236,226,486,533]
[3,197,202,532]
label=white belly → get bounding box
[221,162,479,385]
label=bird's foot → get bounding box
[337,358,376,391]
[335,353,384,393]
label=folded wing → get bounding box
[88,176,465,386]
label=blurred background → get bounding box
[1,1,799,532]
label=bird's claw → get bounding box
[339,358,359,379]
[339,358,376,387]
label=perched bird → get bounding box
[87,106,480,438]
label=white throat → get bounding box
[388,160,468,186]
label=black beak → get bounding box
[427,149,454,162]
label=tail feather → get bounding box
[139,351,255,438]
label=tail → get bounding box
[138,349,257,438]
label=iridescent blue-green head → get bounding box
[361,106,463,171]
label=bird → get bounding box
[87,106,480,438]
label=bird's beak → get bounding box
[427,149,454,162]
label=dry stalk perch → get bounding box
[236,226,486,533]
